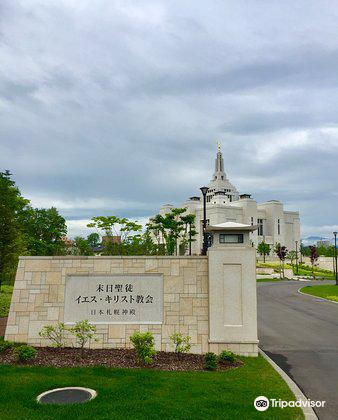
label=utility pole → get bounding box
[200,187,208,255]
[334,232,338,286]
[295,240,299,275]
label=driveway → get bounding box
[258,280,338,420]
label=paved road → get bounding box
[258,281,338,420]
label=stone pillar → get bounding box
[206,222,258,356]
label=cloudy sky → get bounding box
[1,0,338,239]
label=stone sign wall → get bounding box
[5,247,258,356]
[5,256,210,354]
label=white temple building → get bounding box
[159,144,300,254]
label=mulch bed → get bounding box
[0,347,243,371]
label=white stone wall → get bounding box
[5,254,258,356]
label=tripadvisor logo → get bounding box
[254,396,269,411]
[254,396,326,411]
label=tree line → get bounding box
[0,171,68,285]
[257,240,335,262]
[0,171,198,285]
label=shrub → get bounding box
[204,352,217,371]
[39,322,67,347]
[218,350,236,363]
[170,332,191,355]
[69,320,98,356]
[13,345,37,362]
[0,337,14,352]
[130,331,156,365]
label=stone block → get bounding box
[32,272,42,285]
[197,321,209,335]
[179,297,193,315]
[183,267,197,285]
[47,307,60,321]
[94,259,111,272]
[25,259,51,271]
[108,324,126,339]
[28,321,47,338]
[5,325,19,335]
[46,272,61,285]
[193,306,208,316]
[164,276,184,293]
[145,259,158,272]
[12,302,28,312]
[170,261,180,276]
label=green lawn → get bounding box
[0,356,303,420]
[295,266,335,280]
[0,285,13,318]
[300,284,338,302]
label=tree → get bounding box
[87,216,120,255]
[87,216,142,255]
[0,171,28,287]
[87,232,100,248]
[309,246,318,280]
[147,208,191,256]
[73,237,94,256]
[301,245,311,257]
[120,219,143,244]
[0,171,69,286]
[123,229,161,256]
[274,243,288,279]
[287,250,297,269]
[316,244,335,257]
[257,241,271,263]
[180,214,198,256]
[20,207,67,256]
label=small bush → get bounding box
[170,332,191,355]
[39,322,67,347]
[69,320,98,356]
[130,331,156,365]
[218,350,236,363]
[13,345,37,362]
[204,352,217,371]
[0,337,14,352]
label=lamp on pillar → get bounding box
[200,186,209,255]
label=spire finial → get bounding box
[217,141,221,152]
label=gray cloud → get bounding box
[1,0,338,238]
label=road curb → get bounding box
[259,349,318,420]
[297,287,338,305]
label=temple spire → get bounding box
[214,142,225,176]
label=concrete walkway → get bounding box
[258,281,338,420]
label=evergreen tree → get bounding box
[0,171,28,286]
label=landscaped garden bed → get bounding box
[0,346,243,371]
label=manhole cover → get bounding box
[37,387,97,405]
